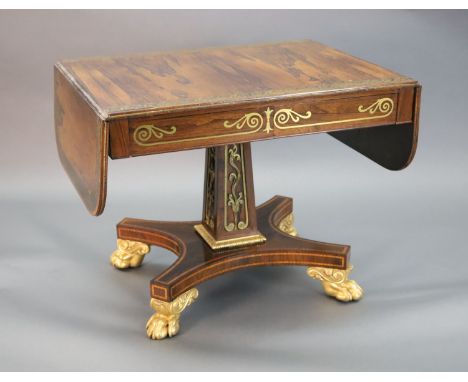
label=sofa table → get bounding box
[54,40,421,340]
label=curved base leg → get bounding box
[307,265,363,302]
[110,239,150,269]
[146,288,199,340]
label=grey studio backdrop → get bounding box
[0,10,467,371]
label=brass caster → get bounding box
[110,239,150,269]
[278,213,298,236]
[307,265,363,302]
[146,288,199,340]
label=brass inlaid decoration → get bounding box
[273,109,312,130]
[278,213,298,236]
[224,144,248,232]
[225,98,394,134]
[110,239,150,269]
[146,288,199,340]
[307,265,363,302]
[133,124,177,146]
[203,147,216,229]
[133,97,394,146]
[223,111,264,132]
[358,97,394,114]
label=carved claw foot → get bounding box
[110,239,150,269]
[278,213,298,236]
[146,288,199,340]
[307,265,363,302]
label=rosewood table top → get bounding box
[54,40,421,216]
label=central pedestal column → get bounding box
[194,143,266,249]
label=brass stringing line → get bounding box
[133,124,177,145]
[133,98,394,146]
[134,124,267,146]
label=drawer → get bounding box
[109,91,402,158]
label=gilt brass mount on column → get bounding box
[194,143,266,249]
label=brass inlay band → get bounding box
[133,97,394,147]
[224,144,248,231]
[194,223,266,250]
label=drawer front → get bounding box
[110,92,399,158]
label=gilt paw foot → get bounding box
[146,288,199,340]
[307,265,363,302]
[110,239,150,269]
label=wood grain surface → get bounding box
[57,40,416,119]
[54,66,108,215]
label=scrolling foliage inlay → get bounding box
[224,144,248,232]
[132,98,394,146]
[133,125,177,146]
[224,98,394,134]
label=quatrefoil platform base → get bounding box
[110,144,363,340]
